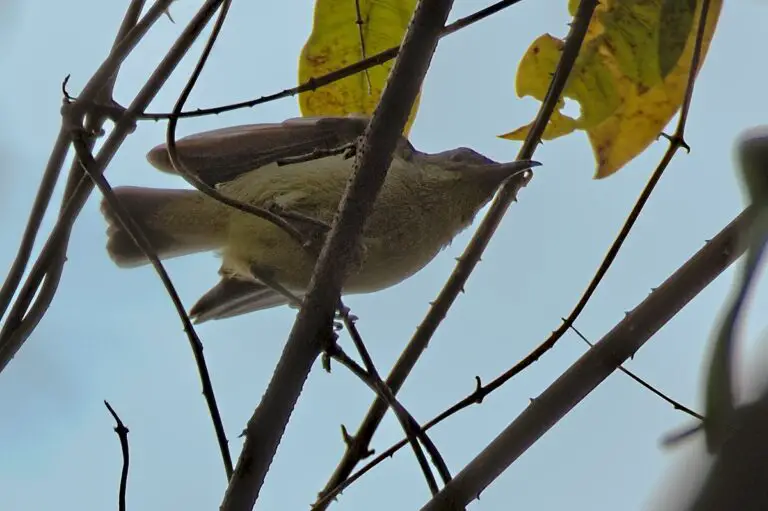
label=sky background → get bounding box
[1,1,767,510]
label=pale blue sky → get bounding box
[1,1,767,510]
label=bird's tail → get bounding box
[101,186,228,268]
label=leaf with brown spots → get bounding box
[500,0,722,178]
[298,0,420,135]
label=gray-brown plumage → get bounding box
[101,116,538,323]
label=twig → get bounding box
[159,0,314,250]
[219,0,456,508]
[328,342,444,496]
[568,322,704,421]
[315,0,596,502]
[421,207,755,510]
[140,0,526,121]
[104,400,130,511]
[338,302,451,491]
[71,135,233,478]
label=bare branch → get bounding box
[316,0,598,501]
[568,323,704,421]
[140,0,526,121]
[71,134,232,478]
[421,208,755,510]
[337,303,451,492]
[220,0,457,508]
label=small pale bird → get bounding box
[101,116,538,323]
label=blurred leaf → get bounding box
[298,0,420,135]
[500,0,722,178]
[704,128,768,453]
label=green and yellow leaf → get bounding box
[298,0,420,135]
[501,0,722,178]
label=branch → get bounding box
[568,323,704,421]
[140,0,526,121]
[104,400,130,511]
[219,0,457,508]
[421,207,755,510]
[337,303,451,492]
[315,0,598,502]
[71,135,232,478]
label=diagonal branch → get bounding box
[71,135,233,478]
[140,0,526,121]
[315,0,599,502]
[420,207,755,510]
[219,0,457,509]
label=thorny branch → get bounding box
[140,0,526,121]
[420,205,754,510]
[220,0,457,508]
[104,401,130,511]
[70,132,233,477]
[337,302,452,492]
[315,0,597,503]
[317,0,715,501]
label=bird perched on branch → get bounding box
[101,116,538,323]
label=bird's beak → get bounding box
[462,159,541,182]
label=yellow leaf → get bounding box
[298,0,420,135]
[502,0,722,178]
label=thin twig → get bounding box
[421,207,754,510]
[568,322,704,421]
[220,1,456,508]
[315,1,596,502]
[71,135,233,478]
[328,341,442,496]
[159,0,313,250]
[338,302,451,490]
[140,0,526,121]
[353,0,373,94]
[104,400,130,511]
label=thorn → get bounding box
[164,5,176,23]
[363,447,375,459]
[341,425,353,447]
[238,428,247,439]
[704,238,711,244]
[322,352,332,373]
[473,376,484,403]
[624,311,631,317]
[459,286,465,294]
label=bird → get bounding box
[101,116,538,323]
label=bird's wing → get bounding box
[146,116,373,187]
[189,276,301,323]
